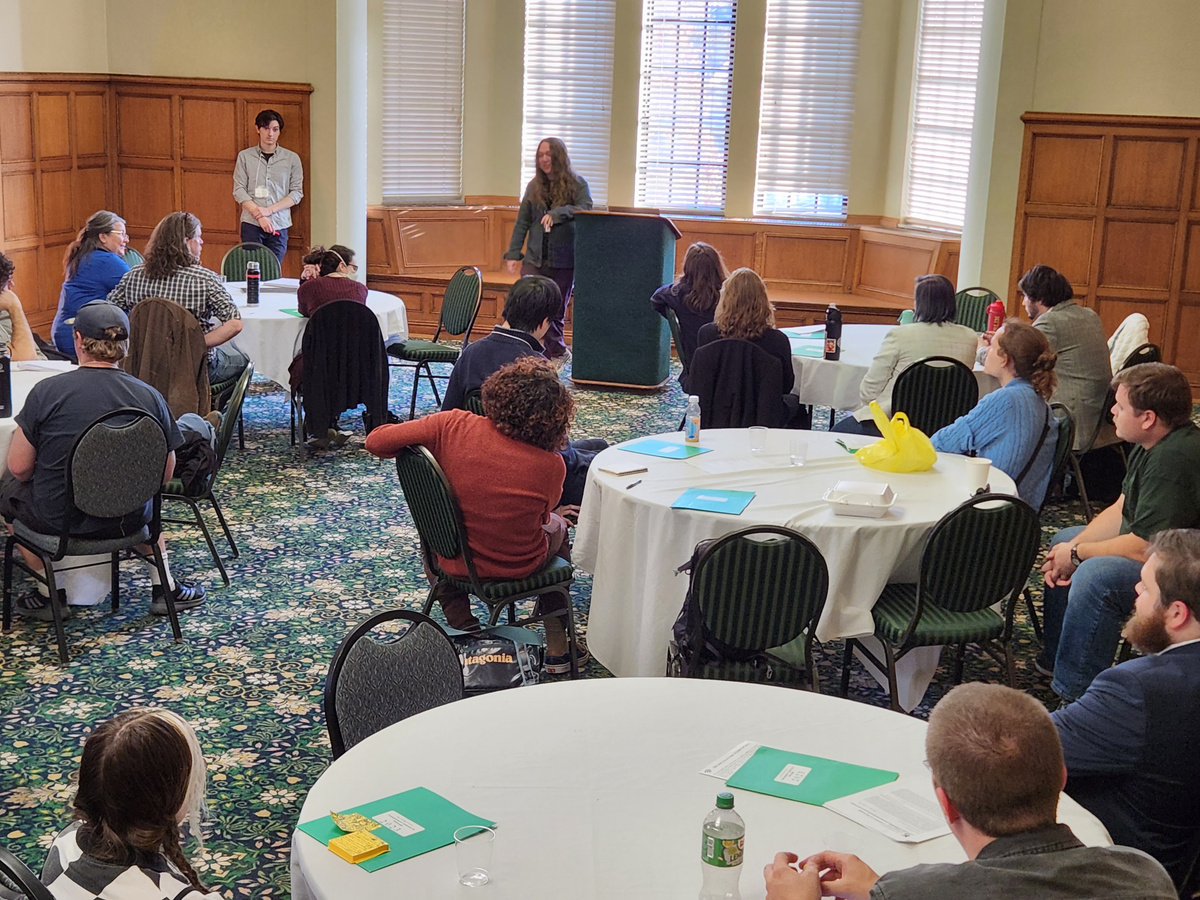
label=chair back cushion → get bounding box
[301,300,389,436]
[1120,342,1162,372]
[689,527,829,659]
[664,307,691,370]
[690,338,784,428]
[70,410,168,520]
[892,356,978,435]
[439,267,483,338]
[327,611,464,757]
[919,494,1040,614]
[394,447,465,562]
[953,287,998,333]
[221,242,282,281]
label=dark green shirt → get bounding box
[1121,423,1200,538]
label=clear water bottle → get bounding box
[824,303,842,361]
[684,395,701,443]
[246,260,260,305]
[700,791,743,900]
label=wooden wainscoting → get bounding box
[367,206,961,339]
[1012,112,1200,386]
[0,73,311,332]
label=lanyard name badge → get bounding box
[254,152,271,201]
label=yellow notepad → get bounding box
[328,831,390,864]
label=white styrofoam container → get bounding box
[822,480,897,518]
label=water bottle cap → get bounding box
[688,395,699,403]
[716,792,734,809]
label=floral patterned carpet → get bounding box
[0,360,1089,896]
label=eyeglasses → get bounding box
[108,230,128,237]
[347,263,359,273]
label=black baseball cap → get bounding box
[73,301,129,340]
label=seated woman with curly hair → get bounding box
[365,356,586,673]
[42,707,219,900]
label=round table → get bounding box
[289,679,1109,900]
[785,324,997,410]
[226,278,409,389]
[573,430,1017,709]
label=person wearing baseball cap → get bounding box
[0,301,205,621]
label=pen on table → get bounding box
[625,479,642,490]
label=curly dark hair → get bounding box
[0,251,14,289]
[144,212,201,281]
[481,357,574,452]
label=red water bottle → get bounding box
[986,298,1005,333]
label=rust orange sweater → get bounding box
[366,409,565,579]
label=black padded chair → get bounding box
[463,389,485,416]
[121,246,144,268]
[1022,402,1077,641]
[162,362,253,586]
[393,445,582,676]
[387,266,483,419]
[1120,341,1161,371]
[840,493,1041,711]
[690,338,786,428]
[0,845,53,900]
[891,356,978,435]
[220,242,282,282]
[292,300,390,450]
[1,409,179,663]
[1069,383,1119,522]
[953,286,999,333]
[324,609,464,758]
[667,526,829,690]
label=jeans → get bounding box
[1041,525,1142,701]
[209,343,250,383]
[240,222,288,264]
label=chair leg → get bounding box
[804,634,821,694]
[1070,453,1094,521]
[428,366,443,408]
[951,643,966,685]
[560,588,580,679]
[1004,640,1017,687]
[882,641,902,713]
[1023,587,1043,643]
[3,535,14,633]
[839,639,855,697]
[237,408,245,451]
[183,496,230,587]
[420,584,437,617]
[42,559,69,664]
[208,493,239,558]
[110,552,120,612]
[151,542,182,643]
[408,364,423,421]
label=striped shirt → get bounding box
[107,264,240,335]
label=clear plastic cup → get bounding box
[454,825,495,887]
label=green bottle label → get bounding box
[701,832,744,868]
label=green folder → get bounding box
[297,787,495,872]
[671,488,755,515]
[279,307,304,318]
[621,438,713,459]
[725,746,897,806]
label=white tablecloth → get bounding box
[227,278,409,389]
[290,679,1109,900]
[574,430,1016,709]
[786,324,998,410]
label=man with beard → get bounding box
[1052,528,1200,889]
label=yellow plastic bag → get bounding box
[854,401,938,473]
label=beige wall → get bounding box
[0,0,109,72]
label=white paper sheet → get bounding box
[687,456,783,476]
[700,740,762,779]
[823,778,951,843]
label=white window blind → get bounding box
[381,0,465,204]
[635,0,737,213]
[754,0,861,218]
[902,0,984,231]
[519,0,615,206]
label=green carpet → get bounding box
[0,362,1096,894]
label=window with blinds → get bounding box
[381,0,465,204]
[902,0,984,231]
[754,0,860,218]
[519,0,616,206]
[635,0,738,213]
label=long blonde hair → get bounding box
[713,268,774,340]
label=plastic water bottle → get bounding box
[684,395,701,444]
[987,298,1005,332]
[824,304,842,360]
[700,791,744,900]
[246,260,260,305]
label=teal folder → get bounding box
[784,328,824,340]
[297,787,495,872]
[280,307,304,318]
[621,439,713,459]
[671,488,755,515]
[791,345,824,358]
[725,746,898,805]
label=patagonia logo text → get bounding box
[464,653,515,666]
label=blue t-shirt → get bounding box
[53,250,130,353]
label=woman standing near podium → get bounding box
[504,137,592,362]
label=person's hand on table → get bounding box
[1042,542,1077,587]
[764,853,823,900]
[505,259,520,275]
[799,851,880,900]
[554,504,580,526]
[540,213,554,230]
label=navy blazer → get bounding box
[1052,640,1200,886]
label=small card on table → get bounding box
[671,488,755,515]
[621,439,713,459]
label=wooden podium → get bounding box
[570,210,681,388]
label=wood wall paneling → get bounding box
[365,214,394,274]
[1109,138,1185,210]
[399,216,489,269]
[1095,297,1168,347]
[40,168,75,237]
[1171,303,1200,376]
[762,233,849,288]
[181,98,238,162]
[0,95,33,163]
[36,243,69,317]
[673,224,757,274]
[120,165,176,231]
[1019,216,1095,288]
[74,93,107,157]
[73,165,107,225]
[2,172,37,239]
[1028,135,1103,206]
[1099,219,1176,291]
[6,247,38,307]
[854,229,939,299]
[35,93,71,159]
[116,94,174,159]
[182,170,238,236]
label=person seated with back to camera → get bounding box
[763,682,1176,900]
[52,210,131,358]
[930,319,1058,510]
[41,707,221,900]
[651,241,727,391]
[695,267,806,428]
[0,251,46,363]
[832,274,978,437]
[365,356,588,674]
[440,275,607,512]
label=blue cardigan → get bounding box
[53,250,130,353]
[931,378,1057,509]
